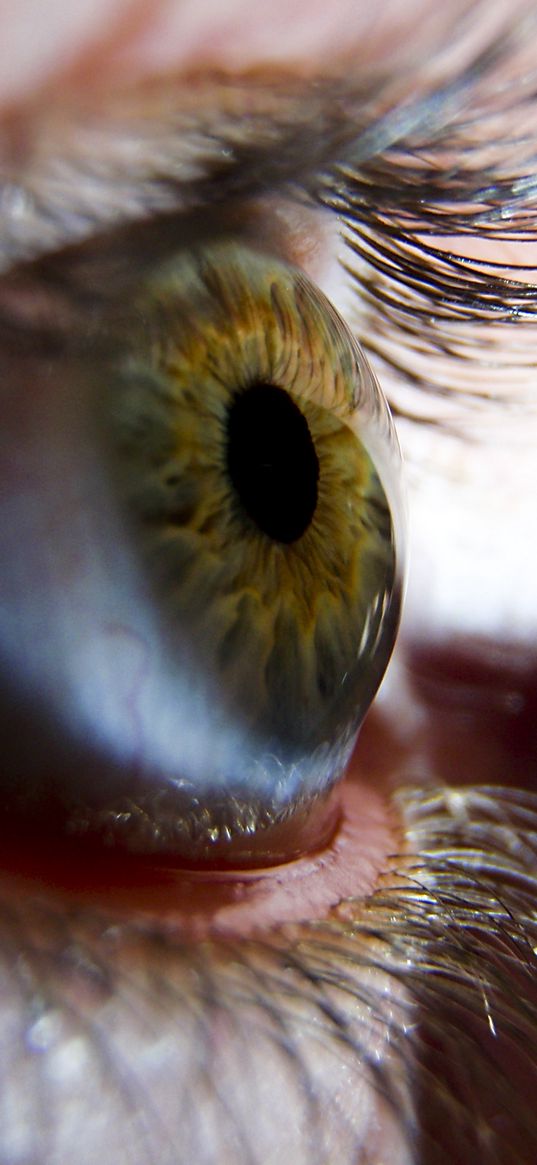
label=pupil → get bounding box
[225,383,319,544]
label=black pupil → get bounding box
[226,383,319,544]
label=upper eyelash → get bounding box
[311,23,537,417]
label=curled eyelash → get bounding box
[316,21,537,421]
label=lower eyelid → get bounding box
[0,753,401,942]
[0,847,414,1165]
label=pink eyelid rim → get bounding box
[0,760,400,942]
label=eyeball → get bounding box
[87,238,404,865]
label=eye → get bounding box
[1,231,403,872]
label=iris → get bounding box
[91,240,403,862]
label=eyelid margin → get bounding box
[0,753,401,942]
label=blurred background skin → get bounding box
[0,2,536,1163]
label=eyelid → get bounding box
[0,195,338,365]
[0,32,507,280]
[0,762,401,941]
[0,73,370,274]
[2,3,535,280]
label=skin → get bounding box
[0,2,537,1163]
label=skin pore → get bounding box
[1,2,537,1163]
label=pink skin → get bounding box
[0,3,536,1163]
[0,0,482,105]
